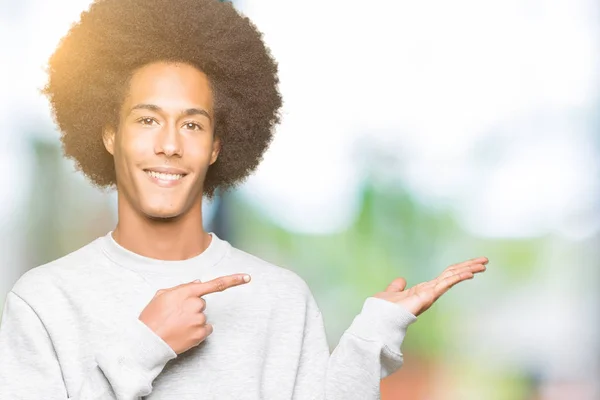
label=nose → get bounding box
[155,122,183,158]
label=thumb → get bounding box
[385,277,407,293]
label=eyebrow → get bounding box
[129,103,212,121]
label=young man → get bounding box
[0,0,487,399]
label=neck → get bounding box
[113,195,210,261]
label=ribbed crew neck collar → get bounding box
[99,231,230,275]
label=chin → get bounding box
[134,187,201,221]
[141,205,185,221]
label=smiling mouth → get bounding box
[145,170,185,181]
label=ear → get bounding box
[102,126,116,156]
[209,136,221,165]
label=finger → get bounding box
[195,312,207,326]
[438,263,486,281]
[385,277,407,293]
[186,297,206,313]
[189,274,251,297]
[164,279,203,293]
[446,257,488,272]
[465,263,487,274]
[419,262,485,292]
[205,323,214,336]
[433,270,474,297]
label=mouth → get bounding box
[143,167,188,187]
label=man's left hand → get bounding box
[374,257,488,316]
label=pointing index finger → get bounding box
[190,274,251,297]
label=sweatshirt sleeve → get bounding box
[292,295,417,400]
[0,291,177,400]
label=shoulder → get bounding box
[11,236,106,302]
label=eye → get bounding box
[138,117,158,126]
[184,122,203,131]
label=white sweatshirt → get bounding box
[0,232,417,399]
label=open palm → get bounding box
[374,257,488,316]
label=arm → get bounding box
[292,295,416,400]
[0,291,176,400]
[293,257,488,399]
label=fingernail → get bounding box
[194,279,201,283]
[243,275,251,283]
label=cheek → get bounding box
[117,132,151,166]
[185,136,215,166]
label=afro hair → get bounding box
[43,0,282,198]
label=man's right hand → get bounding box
[139,274,251,354]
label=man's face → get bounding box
[103,62,220,219]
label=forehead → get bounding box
[124,62,213,112]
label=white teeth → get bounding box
[146,171,184,181]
